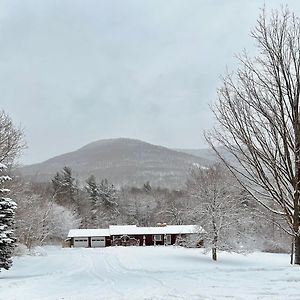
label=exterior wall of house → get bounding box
[131,235,143,245]
[70,233,196,247]
[68,229,199,248]
[144,234,154,246]
[171,234,177,245]
[105,236,112,247]
[71,234,191,248]
[69,232,201,248]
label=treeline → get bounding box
[11,164,290,257]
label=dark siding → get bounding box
[132,235,143,245]
[145,234,154,246]
[106,237,111,246]
[171,234,177,245]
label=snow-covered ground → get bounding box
[0,246,299,300]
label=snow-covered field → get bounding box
[0,246,299,300]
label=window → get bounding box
[92,237,105,241]
[75,239,87,242]
[153,234,162,241]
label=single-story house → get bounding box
[67,224,203,248]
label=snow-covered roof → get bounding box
[110,225,202,235]
[68,225,203,238]
[68,229,110,238]
[109,225,138,235]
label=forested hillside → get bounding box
[20,138,210,188]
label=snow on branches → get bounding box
[0,164,17,271]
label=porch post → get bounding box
[143,235,146,246]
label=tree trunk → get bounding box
[293,94,300,264]
[294,236,300,265]
[291,238,294,265]
[211,196,218,261]
[212,247,217,261]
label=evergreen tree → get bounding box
[85,175,99,207]
[52,172,63,196]
[84,177,120,227]
[98,179,118,209]
[0,164,17,271]
[92,179,119,227]
[51,166,78,208]
[85,175,99,226]
[143,181,152,193]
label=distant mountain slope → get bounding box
[176,148,217,162]
[20,138,210,188]
[177,147,234,163]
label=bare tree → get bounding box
[14,182,80,249]
[159,191,190,225]
[0,110,25,165]
[206,8,300,264]
[186,164,245,261]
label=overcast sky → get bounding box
[1,0,300,164]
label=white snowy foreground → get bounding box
[0,246,299,300]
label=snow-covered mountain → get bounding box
[175,148,218,161]
[20,138,210,188]
[177,147,233,162]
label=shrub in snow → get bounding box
[47,203,81,239]
[175,234,204,248]
[29,246,47,256]
[14,243,29,256]
[0,164,17,271]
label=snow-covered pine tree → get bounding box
[85,175,99,207]
[96,179,119,227]
[51,166,78,208]
[143,181,152,193]
[85,175,99,226]
[98,179,118,209]
[0,163,17,271]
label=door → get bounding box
[73,238,89,247]
[166,234,172,245]
[91,236,106,247]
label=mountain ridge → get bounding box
[20,138,211,188]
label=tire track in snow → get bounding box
[77,250,106,283]
[101,249,171,299]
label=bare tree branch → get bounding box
[205,7,300,264]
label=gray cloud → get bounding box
[0,0,299,164]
